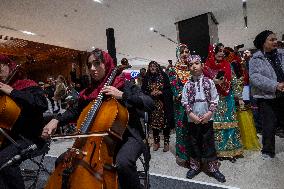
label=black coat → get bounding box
[57,81,154,141]
[10,86,48,145]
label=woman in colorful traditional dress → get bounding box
[203,43,243,162]
[167,44,191,167]
[223,47,261,151]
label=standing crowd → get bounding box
[0,30,283,189]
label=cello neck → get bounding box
[79,67,119,134]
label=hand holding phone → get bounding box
[215,70,225,80]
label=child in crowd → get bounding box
[181,55,226,183]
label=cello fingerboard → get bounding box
[79,67,119,134]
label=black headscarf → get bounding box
[141,61,175,129]
[253,30,273,50]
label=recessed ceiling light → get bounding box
[92,46,95,49]
[149,27,154,31]
[20,30,37,35]
[93,0,103,3]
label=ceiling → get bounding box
[1,0,283,68]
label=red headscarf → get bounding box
[0,54,38,90]
[0,54,17,74]
[79,50,125,100]
[203,45,232,96]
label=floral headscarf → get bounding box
[176,43,191,62]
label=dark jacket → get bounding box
[57,81,154,141]
[10,86,48,145]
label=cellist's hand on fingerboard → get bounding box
[101,86,123,99]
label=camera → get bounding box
[235,44,244,49]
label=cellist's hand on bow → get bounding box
[41,119,59,140]
[101,86,123,99]
[0,82,13,95]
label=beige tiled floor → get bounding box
[48,134,284,189]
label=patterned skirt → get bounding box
[175,103,190,163]
[213,93,243,158]
[148,99,165,130]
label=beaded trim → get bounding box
[213,121,239,129]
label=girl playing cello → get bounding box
[0,55,48,189]
[42,49,153,189]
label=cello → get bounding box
[0,64,22,146]
[45,66,128,189]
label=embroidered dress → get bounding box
[203,46,243,158]
[225,51,260,151]
[167,62,191,163]
[206,69,243,158]
[181,75,220,171]
[147,81,166,129]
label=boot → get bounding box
[186,168,200,179]
[211,170,226,183]
[153,143,160,151]
[153,135,160,151]
[208,160,226,183]
[163,142,169,152]
[163,136,170,152]
[186,158,200,179]
[187,158,201,179]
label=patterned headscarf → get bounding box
[145,61,163,80]
[176,43,191,62]
[190,55,202,63]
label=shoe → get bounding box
[229,157,236,163]
[163,143,169,152]
[186,169,200,179]
[276,131,284,138]
[261,153,275,160]
[210,170,226,183]
[153,143,160,151]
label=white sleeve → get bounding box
[208,79,219,112]
[181,82,192,113]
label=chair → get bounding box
[137,112,150,189]
[21,142,51,189]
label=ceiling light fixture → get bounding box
[150,27,178,44]
[242,0,248,28]
[20,30,37,35]
[93,0,103,3]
